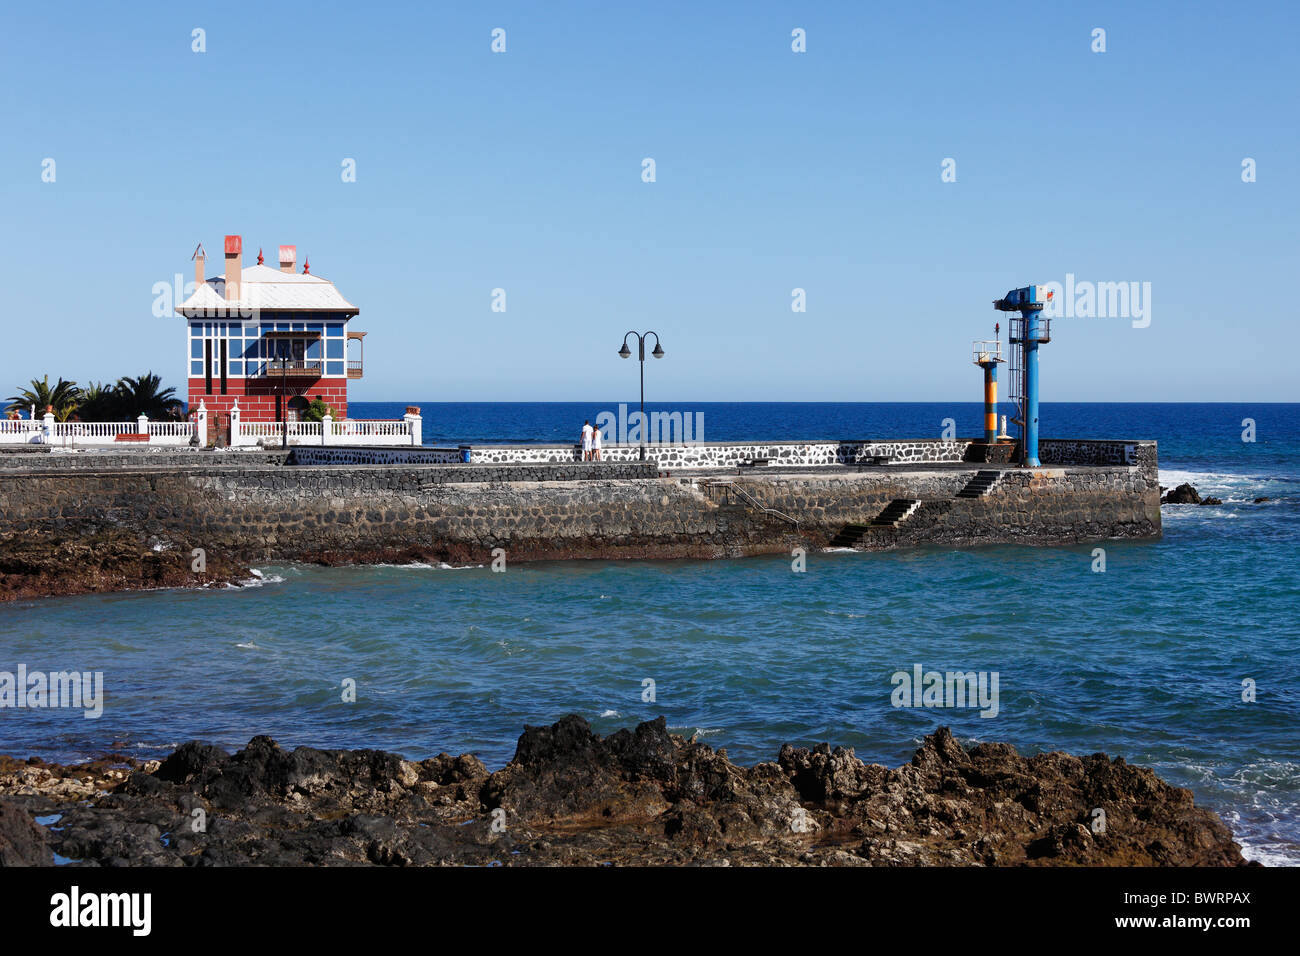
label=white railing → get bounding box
[229,410,421,447]
[38,421,196,447]
[330,419,412,444]
[144,421,196,442]
[0,419,44,444]
[53,421,138,440]
[1,416,196,446]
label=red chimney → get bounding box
[224,235,242,301]
[278,245,296,274]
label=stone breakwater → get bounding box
[0,439,1160,600]
[0,716,1247,866]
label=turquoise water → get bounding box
[1,403,1297,865]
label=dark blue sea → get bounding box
[2,403,1297,865]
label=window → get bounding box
[326,339,343,359]
[191,340,203,358]
[326,361,344,376]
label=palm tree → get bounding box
[74,381,124,422]
[5,376,80,421]
[113,372,181,420]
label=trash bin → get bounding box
[458,444,472,464]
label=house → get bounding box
[175,235,365,425]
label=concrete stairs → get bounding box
[828,497,924,546]
[827,523,873,547]
[871,497,923,528]
[955,470,1003,499]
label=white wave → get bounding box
[599,710,621,718]
[1162,508,1238,520]
[1238,840,1299,867]
[235,641,260,649]
[1158,468,1281,503]
[231,571,285,588]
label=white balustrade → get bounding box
[0,419,44,444]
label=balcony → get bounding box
[257,360,324,379]
[347,330,365,379]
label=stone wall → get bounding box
[0,451,1161,568]
[1039,439,1154,467]
[300,439,980,468]
[0,449,291,471]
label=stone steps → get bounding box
[871,498,922,527]
[955,470,1003,498]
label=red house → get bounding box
[176,235,364,425]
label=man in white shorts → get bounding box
[581,420,593,461]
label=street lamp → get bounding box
[618,330,664,461]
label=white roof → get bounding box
[176,263,358,315]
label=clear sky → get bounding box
[1,1,1296,403]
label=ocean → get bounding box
[1,402,1297,865]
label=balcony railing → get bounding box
[347,359,364,379]
[256,360,324,378]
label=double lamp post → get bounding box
[618,330,663,461]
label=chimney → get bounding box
[224,234,242,302]
[192,243,206,287]
[278,245,296,274]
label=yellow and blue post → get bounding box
[981,359,999,444]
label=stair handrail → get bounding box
[708,479,800,527]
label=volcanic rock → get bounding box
[1161,483,1201,504]
[0,718,1250,867]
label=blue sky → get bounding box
[1,1,1296,402]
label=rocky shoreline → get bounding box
[0,716,1249,866]
[0,528,250,603]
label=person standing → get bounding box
[591,421,603,461]
[581,420,593,461]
